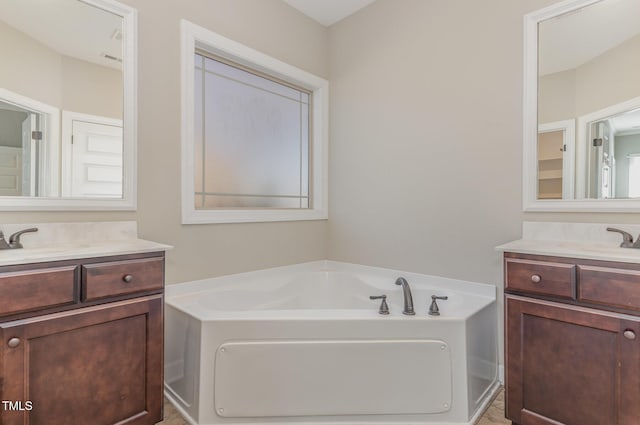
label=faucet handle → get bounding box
[369,295,390,315]
[8,227,38,249]
[607,227,634,248]
[429,295,448,316]
[0,231,8,249]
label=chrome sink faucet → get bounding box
[607,227,640,249]
[0,227,38,249]
[395,277,415,315]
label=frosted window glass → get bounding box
[204,57,301,101]
[203,72,300,195]
[194,53,310,209]
[201,195,305,209]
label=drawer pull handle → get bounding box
[624,330,636,340]
[7,337,20,348]
[531,274,542,283]
[123,274,134,283]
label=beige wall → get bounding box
[0,20,62,108]
[575,33,640,116]
[328,0,543,285]
[539,69,576,123]
[60,56,122,119]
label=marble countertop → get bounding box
[496,239,640,264]
[0,238,172,267]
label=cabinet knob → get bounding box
[624,330,636,340]
[531,274,542,283]
[7,337,20,348]
[123,274,133,283]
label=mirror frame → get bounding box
[0,0,137,211]
[523,0,640,212]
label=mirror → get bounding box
[0,0,136,210]
[524,0,640,211]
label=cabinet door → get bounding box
[0,295,163,425]
[505,295,640,425]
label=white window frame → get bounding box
[180,20,328,224]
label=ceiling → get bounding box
[610,107,640,135]
[539,0,640,76]
[0,0,123,70]
[283,0,376,27]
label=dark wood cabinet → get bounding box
[0,252,165,425]
[506,294,640,425]
[504,252,640,425]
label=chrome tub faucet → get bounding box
[429,295,448,316]
[369,295,390,315]
[0,227,38,249]
[395,277,415,315]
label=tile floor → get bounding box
[159,388,512,425]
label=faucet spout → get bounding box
[395,277,415,315]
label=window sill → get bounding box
[181,208,328,224]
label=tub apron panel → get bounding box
[214,339,452,418]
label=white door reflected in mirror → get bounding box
[66,118,123,198]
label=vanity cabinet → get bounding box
[504,252,640,425]
[0,252,165,425]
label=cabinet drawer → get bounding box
[505,258,576,299]
[579,265,640,312]
[82,257,163,301]
[0,266,77,317]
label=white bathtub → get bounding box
[164,261,499,425]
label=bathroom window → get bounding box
[194,53,310,209]
[181,20,328,224]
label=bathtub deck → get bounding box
[160,390,511,425]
